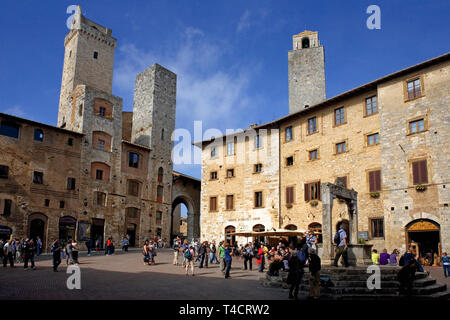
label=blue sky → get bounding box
[1,0,449,181]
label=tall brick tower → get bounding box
[288,31,326,114]
[57,5,117,127]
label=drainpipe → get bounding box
[277,123,282,229]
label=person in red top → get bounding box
[257,244,265,273]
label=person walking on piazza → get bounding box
[441,252,450,278]
[122,236,129,252]
[218,241,226,274]
[142,240,150,265]
[23,238,37,270]
[243,242,254,270]
[287,249,303,300]
[71,239,79,265]
[173,239,181,266]
[185,245,196,276]
[51,240,62,272]
[3,239,15,268]
[209,241,218,264]
[333,224,349,268]
[257,244,265,272]
[224,243,233,279]
[198,241,207,268]
[36,236,43,256]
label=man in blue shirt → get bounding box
[333,225,349,267]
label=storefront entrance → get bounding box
[59,216,77,246]
[127,223,136,247]
[406,219,441,265]
[91,218,105,249]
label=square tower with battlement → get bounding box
[58,6,117,128]
[288,31,326,114]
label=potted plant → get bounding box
[358,238,366,244]
[369,191,380,198]
[309,200,318,207]
[416,184,427,191]
[286,203,293,208]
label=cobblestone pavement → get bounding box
[424,266,450,287]
[0,249,287,300]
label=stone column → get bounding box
[321,183,335,265]
[187,212,194,242]
[347,200,358,244]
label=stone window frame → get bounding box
[366,168,382,193]
[127,179,141,197]
[156,185,164,203]
[369,217,385,239]
[0,165,9,179]
[0,120,21,139]
[284,125,294,142]
[307,147,320,161]
[285,155,294,167]
[66,177,76,190]
[403,74,425,102]
[34,128,44,142]
[209,196,218,212]
[406,115,428,136]
[408,157,430,187]
[225,136,237,157]
[253,163,263,174]
[128,151,141,168]
[334,139,349,155]
[94,191,107,207]
[225,194,235,211]
[226,168,235,179]
[306,116,319,136]
[254,191,264,209]
[254,134,263,150]
[210,145,218,159]
[1,198,12,216]
[333,106,347,127]
[363,95,378,117]
[210,171,218,180]
[33,171,44,184]
[304,180,321,202]
[364,131,380,147]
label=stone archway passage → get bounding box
[28,213,48,250]
[171,171,200,244]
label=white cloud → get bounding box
[2,105,26,117]
[113,27,258,131]
[237,10,251,32]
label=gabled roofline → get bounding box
[0,112,84,136]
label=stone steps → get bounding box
[261,268,448,300]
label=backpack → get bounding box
[185,249,192,260]
[334,231,341,245]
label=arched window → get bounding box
[92,131,112,152]
[302,37,310,48]
[158,167,164,183]
[253,224,265,243]
[285,224,297,230]
[34,129,43,141]
[308,222,322,243]
[126,207,140,219]
[91,162,111,182]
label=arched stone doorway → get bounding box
[253,224,265,243]
[125,207,140,247]
[225,225,236,245]
[59,216,76,246]
[284,224,298,246]
[405,219,441,264]
[171,172,201,244]
[28,213,48,249]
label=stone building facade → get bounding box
[0,6,200,251]
[198,31,449,258]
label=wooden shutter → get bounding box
[369,171,375,192]
[374,170,381,191]
[286,187,294,204]
[210,197,216,211]
[304,183,310,201]
[418,160,428,184]
[317,182,321,200]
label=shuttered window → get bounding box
[304,181,320,201]
[226,195,234,210]
[412,160,428,185]
[368,170,381,192]
[67,177,76,190]
[334,107,345,125]
[286,187,294,204]
[254,192,263,208]
[210,197,217,211]
[365,96,377,115]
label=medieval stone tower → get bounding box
[131,64,177,238]
[288,31,326,114]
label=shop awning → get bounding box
[229,229,306,237]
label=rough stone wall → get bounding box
[200,128,280,245]
[0,116,83,251]
[379,61,450,254]
[288,43,326,114]
[280,90,383,247]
